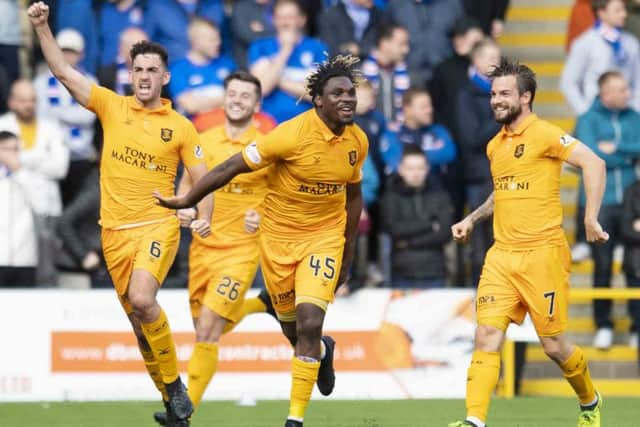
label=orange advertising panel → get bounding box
[51,331,390,373]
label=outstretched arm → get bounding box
[154,152,251,209]
[28,2,92,107]
[338,182,363,287]
[451,192,494,243]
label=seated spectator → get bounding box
[361,24,411,124]
[621,176,640,349]
[380,88,457,185]
[561,0,640,115]
[0,131,38,287]
[144,0,226,65]
[56,0,98,73]
[387,0,464,84]
[169,18,236,116]
[461,0,509,38]
[382,145,453,288]
[34,29,97,206]
[317,0,384,59]
[56,167,112,288]
[231,0,276,68]
[248,0,327,123]
[354,80,386,179]
[97,27,149,96]
[98,0,145,68]
[574,70,640,349]
[0,80,69,287]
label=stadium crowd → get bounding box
[0,0,639,349]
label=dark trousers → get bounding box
[0,267,36,287]
[466,181,494,288]
[60,160,95,206]
[591,205,622,329]
[625,274,640,333]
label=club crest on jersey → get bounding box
[348,150,357,166]
[160,128,173,142]
[514,144,525,158]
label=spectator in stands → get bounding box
[454,38,501,287]
[144,0,225,65]
[566,0,595,52]
[625,0,640,40]
[34,29,97,206]
[317,0,384,59]
[621,175,640,349]
[386,0,464,85]
[169,18,236,116]
[380,88,457,186]
[461,0,509,38]
[382,145,453,288]
[561,0,640,115]
[574,70,640,349]
[231,0,276,69]
[360,24,411,124]
[98,0,145,67]
[56,167,112,288]
[0,131,38,287]
[97,27,149,96]
[56,0,99,73]
[0,0,21,86]
[248,0,327,123]
[0,80,69,287]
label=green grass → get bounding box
[0,398,633,426]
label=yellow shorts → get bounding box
[188,239,260,322]
[101,216,180,314]
[259,232,345,321]
[476,243,571,336]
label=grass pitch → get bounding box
[1,397,635,426]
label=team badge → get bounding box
[160,128,173,142]
[194,144,204,159]
[348,150,357,166]
[560,134,576,147]
[514,144,525,158]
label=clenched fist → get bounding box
[27,2,50,27]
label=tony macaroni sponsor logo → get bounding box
[493,175,529,191]
[111,146,168,173]
[298,182,346,196]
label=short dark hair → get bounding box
[487,56,537,108]
[224,70,262,99]
[592,0,618,15]
[0,130,17,143]
[598,70,624,88]
[305,54,362,100]
[401,87,430,107]
[274,0,304,15]
[130,40,169,67]
[451,16,482,38]
[401,143,427,160]
[376,24,406,46]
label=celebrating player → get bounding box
[28,3,213,426]
[154,55,367,427]
[449,57,608,427]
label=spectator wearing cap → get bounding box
[317,0,384,59]
[248,0,327,123]
[34,29,98,206]
[98,0,145,67]
[169,17,236,117]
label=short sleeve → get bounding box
[544,125,579,160]
[242,122,297,170]
[349,132,370,184]
[248,40,268,67]
[180,120,206,168]
[86,84,119,119]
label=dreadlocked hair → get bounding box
[305,54,363,101]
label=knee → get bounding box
[541,339,565,363]
[194,313,225,343]
[128,290,156,318]
[296,314,323,341]
[475,324,503,352]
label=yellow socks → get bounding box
[288,356,320,421]
[141,309,179,384]
[222,297,268,334]
[187,342,219,407]
[140,348,169,401]
[560,346,596,405]
[466,351,501,423]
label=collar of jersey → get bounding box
[500,113,538,137]
[127,96,172,114]
[212,124,257,145]
[311,108,343,142]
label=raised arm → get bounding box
[566,142,609,243]
[451,192,494,243]
[154,152,251,209]
[338,182,363,287]
[28,2,92,107]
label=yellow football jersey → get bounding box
[196,124,269,246]
[241,109,369,238]
[487,114,578,249]
[87,85,204,229]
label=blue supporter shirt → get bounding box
[169,55,236,104]
[98,1,144,66]
[248,36,327,123]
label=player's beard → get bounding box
[493,102,522,125]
